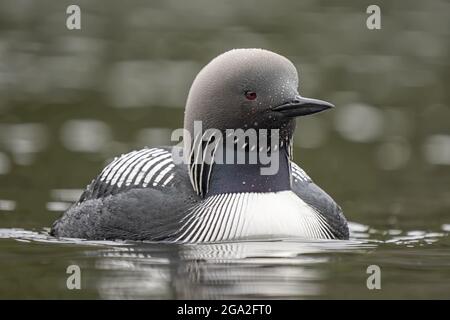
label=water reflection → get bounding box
[424,134,450,165]
[0,123,48,166]
[106,61,198,108]
[135,128,173,147]
[0,152,10,174]
[91,240,372,299]
[334,103,384,143]
[45,189,84,213]
[295,117,327,149]
[0,199,16,211]
[61,120,112,153]
[0,224,447,299]
[50,189,84,202]
[45,201,71,212]
[376,136,411,170]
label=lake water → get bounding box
[0,223,449,299]
[0,0,449,299]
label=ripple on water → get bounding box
[0,223,448,299]
[0,221,446,249]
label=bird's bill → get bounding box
[271,95,334,117]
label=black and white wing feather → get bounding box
[78,147,177,203]
[290,162,349,239]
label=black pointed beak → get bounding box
[271,95,334,117]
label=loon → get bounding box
[51,48,349,242]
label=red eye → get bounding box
[245,91,257,100]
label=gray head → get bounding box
[184,48,333,144]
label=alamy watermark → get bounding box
[66,5,81,30]
[66,264,81,290]
[170,121,282,176]
[66,5,381,31]
[366,5,381,30]
[366,265,381,290]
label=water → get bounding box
[0,0,449,299]
[0,224,448,299]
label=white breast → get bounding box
[175,191,334,243]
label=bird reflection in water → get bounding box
[90,239,372,299]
